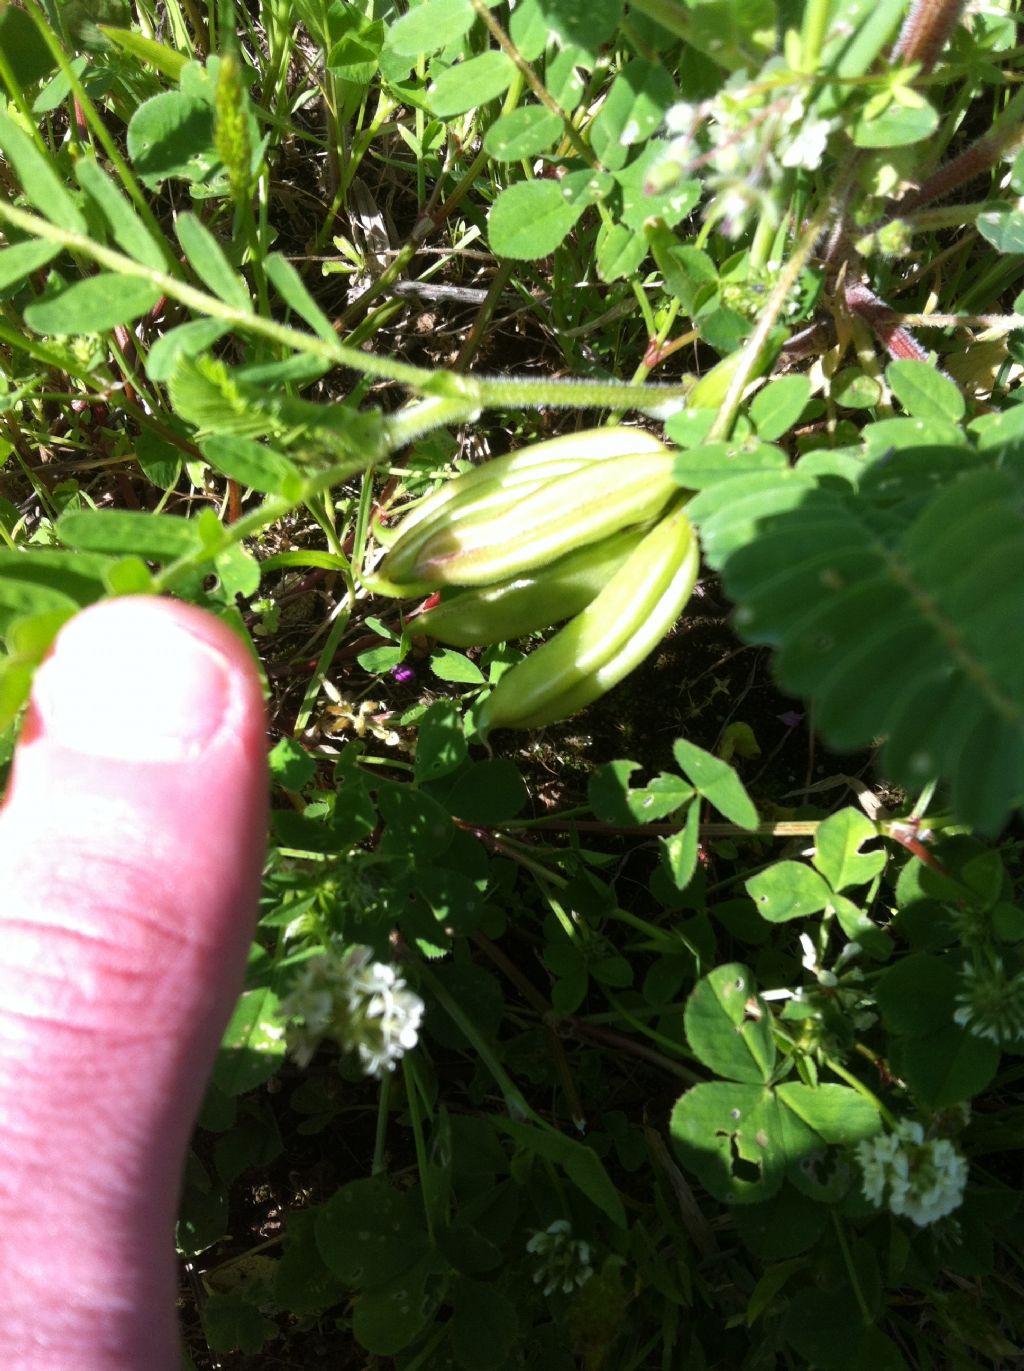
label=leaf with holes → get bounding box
[685,963,775,1083]
[670,1082,813,1204]
[811,807,885,892]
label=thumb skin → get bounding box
[0,597,268,1370]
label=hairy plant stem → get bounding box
[0,198,694,412]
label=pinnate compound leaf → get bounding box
[672,738,758,828]
[811,807,885,892]
[264,253,335,340]
[175,212,249,309]
[24,272,160,334]
[488,179,586,259]
[74,157,168,270]
[0,239,62,291]
[684,963,775,1083]
[690,459,1024,830]
[0,107,86,232]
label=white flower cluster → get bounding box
[855,1120,969,1228]
[651,83,837,238]
[277,946,425,1076]
[525,1220,594,1296]
[953,958,1024,1046]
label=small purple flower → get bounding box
[777,710,804,728]
[391,663,416,684]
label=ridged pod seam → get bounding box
[409,525,647,647]
[477,503,699,735]
[400,452,681,588]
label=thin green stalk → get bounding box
[0,196,434,388]
[416,960,536,1122]
[823,1053,896,1128]
[707,188,843,441]
[24,1,177,259]
[469,0,598,168]
[800,0,832,72]
[829,1209,873,1324]
[401,1057,438,1241]
[291,601,354,737]
[0,202,695,411]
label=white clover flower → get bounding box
[525,1220,594,1296]
[276,947,425,1076]
[953,958,1024,1046]
[780,115,835,170]
[664,101,700,135]
[855,1119,968,1228]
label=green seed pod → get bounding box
[382,450,680,590]
[373,427,668,559]
[477,502,699,735]
[410,525,647,647]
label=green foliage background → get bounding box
[1,0,1024,1367]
